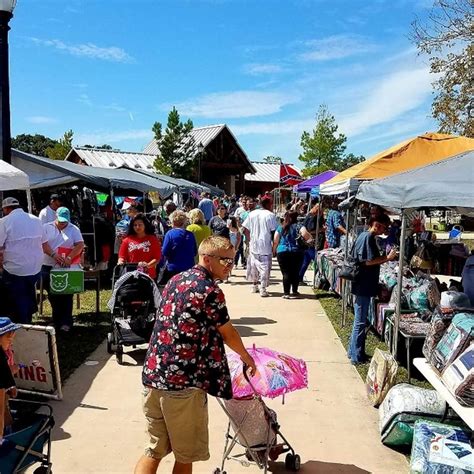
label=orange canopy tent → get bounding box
[320,132,474,195]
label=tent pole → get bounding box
[392,211,407,358]
[312,198,322,288]
[110,186,116,224]
[341,192,351,327]
[26,188,32,213]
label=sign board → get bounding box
[50,268,84,294]
[13,324,63,400]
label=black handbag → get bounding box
[339,243,360,281]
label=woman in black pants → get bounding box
[273,212,305,299]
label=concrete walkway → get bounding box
[39,266,408,473]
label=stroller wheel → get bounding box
[33,465,52,474]
[106,333,114,354]
[285,453,301,471]
[116,345,123,365]
[213,470,226,474]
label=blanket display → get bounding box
[423,307,457,362]
[366,349,398,407]
[410,420,473,473]
[379,384,446,447]
[441,346,474,407]
[315,252,440,338]
[431,313,474,374]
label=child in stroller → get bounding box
[107,264,161,364]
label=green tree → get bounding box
[263,155,282,164]
[336,153,365,171]
[411,0,473,137]
[11,133,58,156]
[83,144,113,150]
[46,130,74,160]
[152,107,196,179]
[298,105,347,177]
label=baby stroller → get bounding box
[214,372,301,473]
[0,399,54,474]
[107,264,160,364]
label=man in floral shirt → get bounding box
[135,236,256,474]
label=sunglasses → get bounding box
[203,254,234,267]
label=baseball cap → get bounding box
[56,207,71,223]
[0,317,21,336]
[1,197,19,208]
[50,194,60,201]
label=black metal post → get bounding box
[0,10,13,164]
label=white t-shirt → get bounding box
[234,206,246,223]
[0,208,45,276]
[39,205,57,224]
[242,209,277,255]
[42,222,84,267]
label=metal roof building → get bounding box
[66,147,156,170]
[143,124,230,155]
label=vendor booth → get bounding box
[356,150,474,435]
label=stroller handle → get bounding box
[242,363,259,396]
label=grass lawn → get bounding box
[33,288,112,381]
[314,289,431,389]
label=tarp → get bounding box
[0,160,29,191]
[121,166,208,196]
[12,150,178,196]
[294,170,339,193]
[357,150,474,211]
[320,133,474,195]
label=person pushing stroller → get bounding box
[135,236,256,474]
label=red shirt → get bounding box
[119,235,161,279]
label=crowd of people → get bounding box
[2,187,474,472]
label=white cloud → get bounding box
[231,118,313,136]
[299,34,376,61]
[243,63,284,75]
[30,38,133,63]
[77,93,92,106]
[26,116,57,124]
[102,103,127,112]
[75,129,152,146]
[338,66,432,137]
[169,91,299,118]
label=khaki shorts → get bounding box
[142,386,210,464]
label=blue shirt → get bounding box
[198,198,215,223]
[325,210,345,248]
[162,228,197,272]
[276,224,301,253]
[351,231,381,297]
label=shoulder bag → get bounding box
[339,241,360,281]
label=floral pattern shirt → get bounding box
[142,265,233,399]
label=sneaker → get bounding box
[282,294,290,299]
[291,291,300,298]
[251,285,259,293]
[60,325,71,332]
[260,289,269,297]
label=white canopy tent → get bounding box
[356,149,474,357]
[0,160,29,190]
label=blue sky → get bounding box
[10,0,437,165]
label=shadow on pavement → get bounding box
[232,316,277,325]
[234,325,268,337]
[269,460,370,473]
